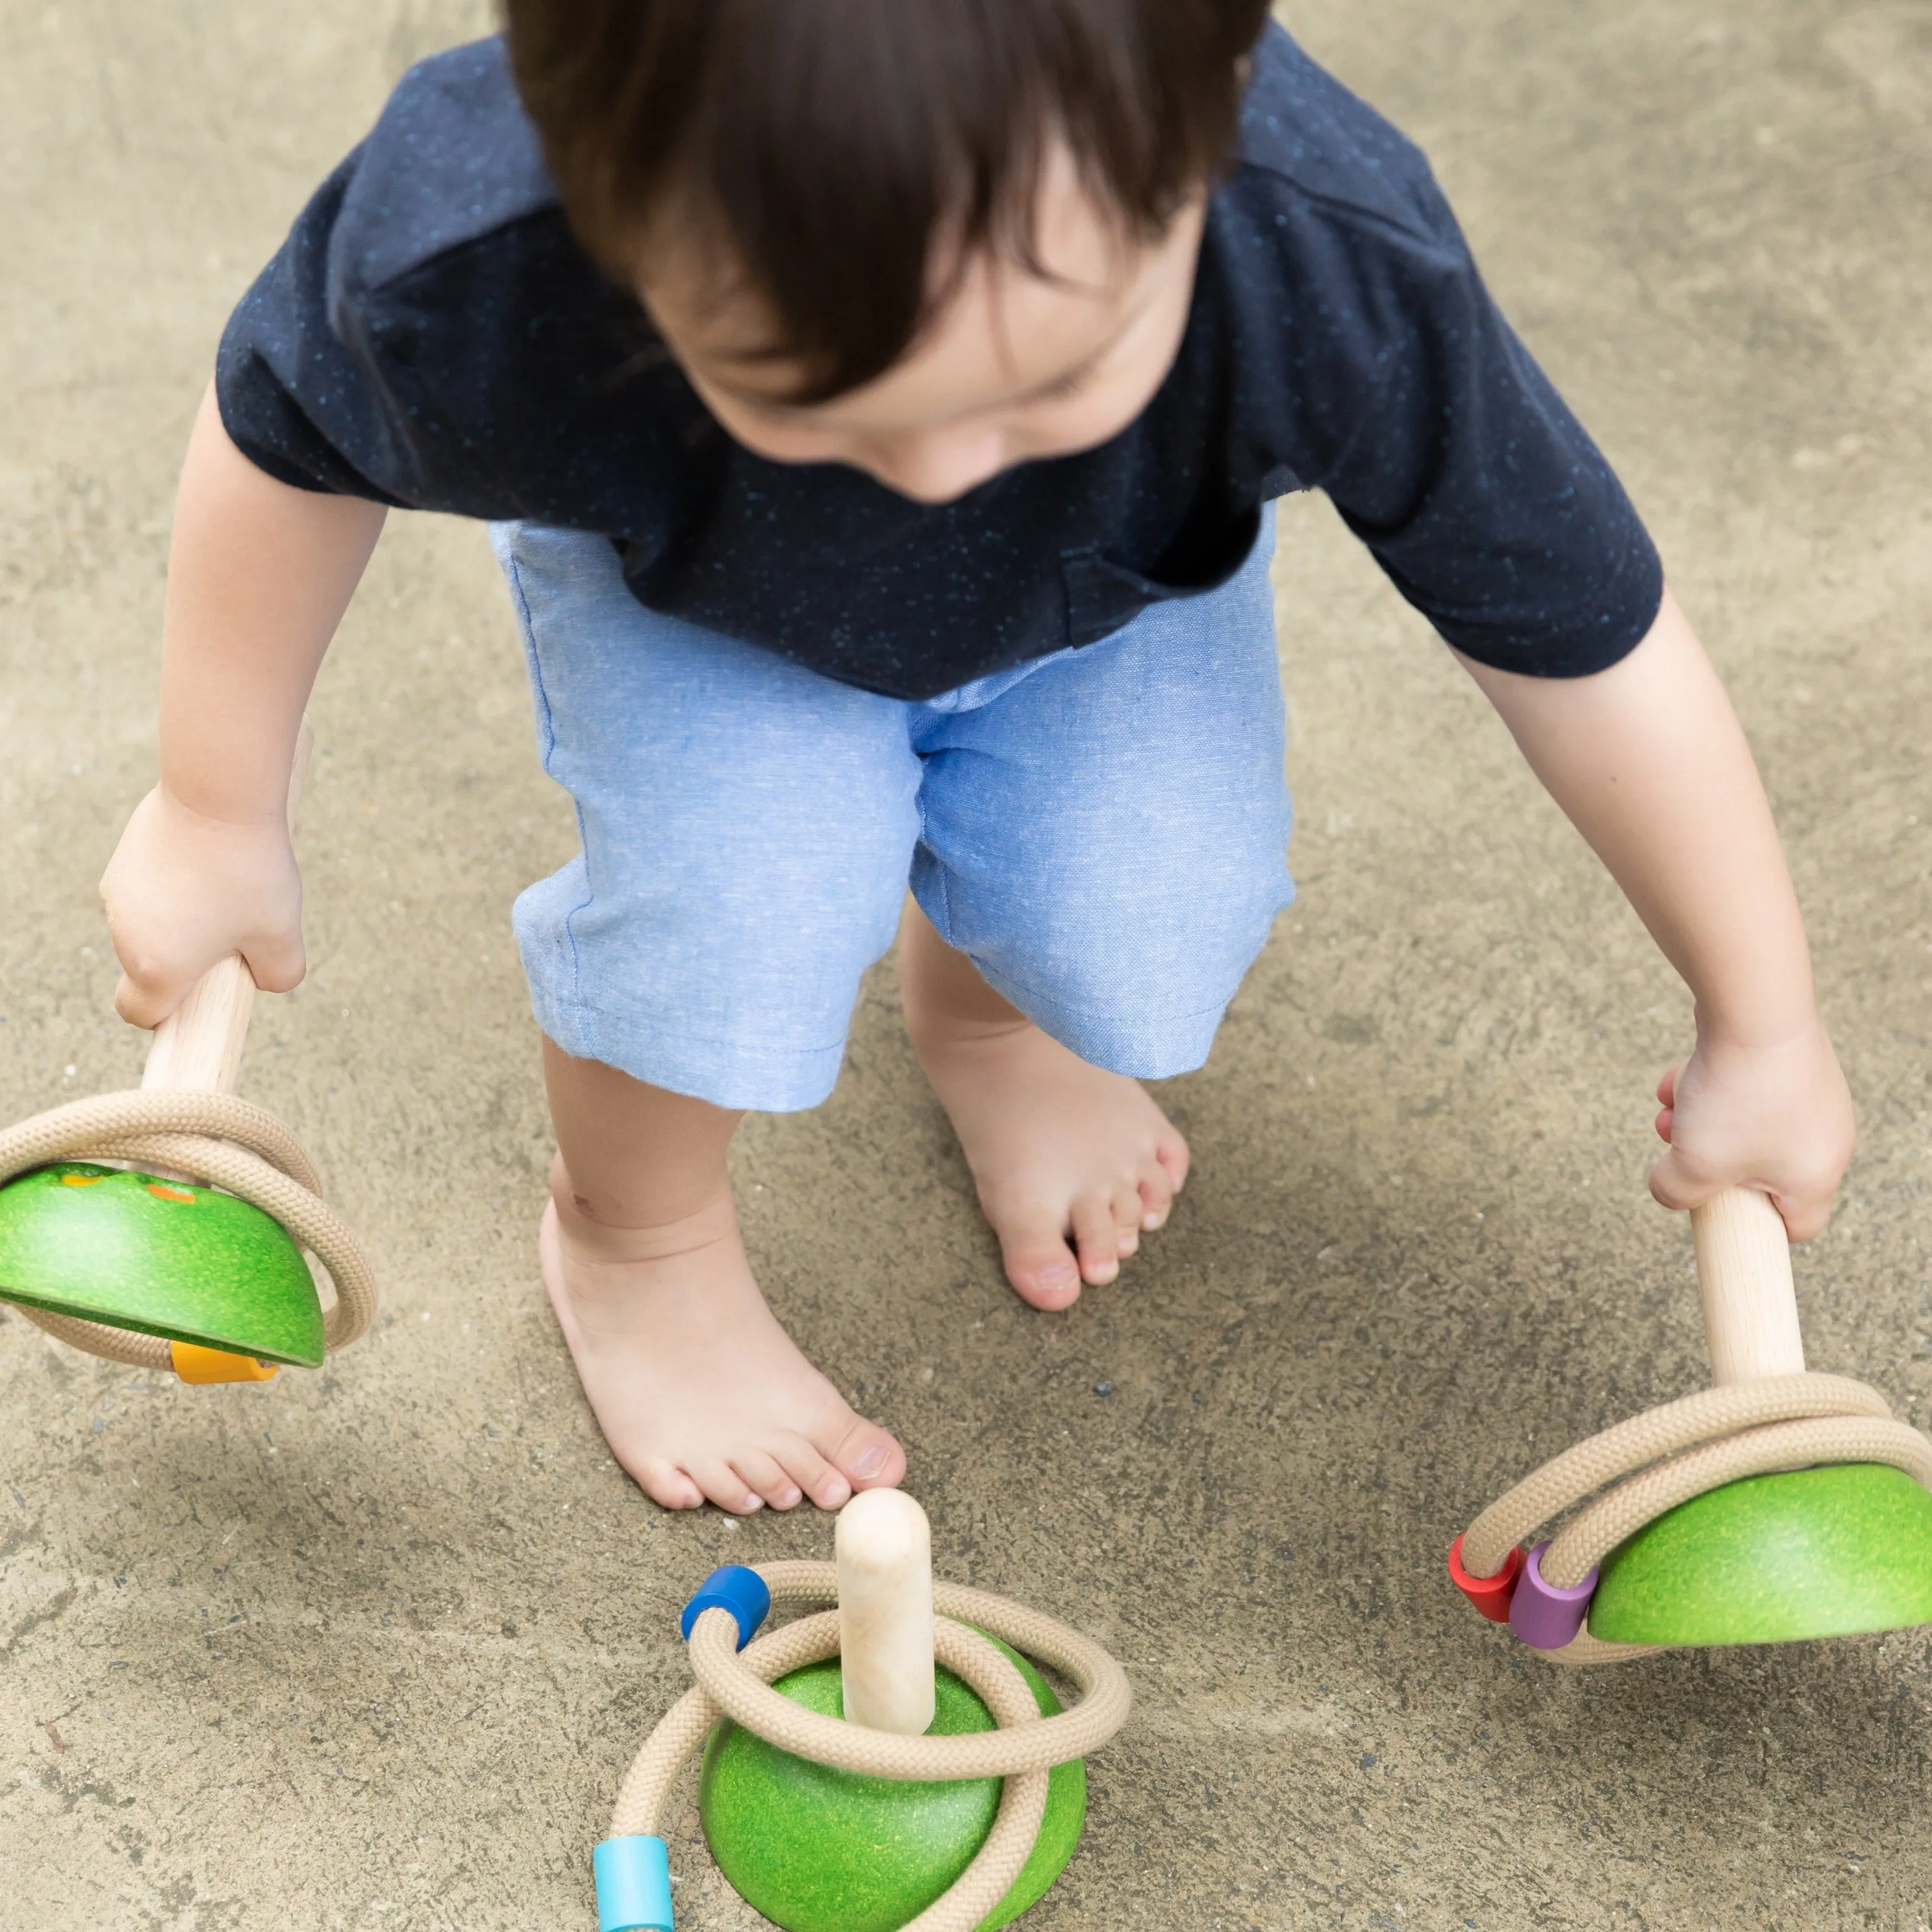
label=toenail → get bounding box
[1143,1211,1166,1229]
[822,1476,853,1507]
[1036,1264,1077,1288]
[851,1444,889,1478]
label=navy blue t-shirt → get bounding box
[216,23,1663,701]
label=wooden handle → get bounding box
[1692,1186,1805,1384]
[140,719,312,1098]
[836,1488,936,1736]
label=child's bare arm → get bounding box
[1456,588,1855,1240]
[100,383,386,1027]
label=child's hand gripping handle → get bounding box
[139,718,312,1096]
[1693,1186,1805,1385]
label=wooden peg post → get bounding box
[835,1488,936,1736]
[1692,1186,1805,1385]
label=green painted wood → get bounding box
[700,1634,1085,1932]
[0,1162,324,1367]
[1588,1463,1932,1646]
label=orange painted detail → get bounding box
[171,1342,278,1384]
[60,1173,104,1187]
[145,1183,197,1204]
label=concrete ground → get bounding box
[4,0,1931,1925]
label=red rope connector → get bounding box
[1448,1535,1523,1623]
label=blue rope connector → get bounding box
[594,1834,673,1932]
[679,1564,771,1650]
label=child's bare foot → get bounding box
[899,907,1188,1311]
[910,1014,1189,1309]
[540,1181,905,1514]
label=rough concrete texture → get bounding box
[3,0,1931,1926]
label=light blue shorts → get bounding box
[493,512,1293,1112]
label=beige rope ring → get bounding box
[1450,1372,1932,1664]
[599,1559,1132,1932]
[0,1088,377,1374]
[1542,1414,1932,1589]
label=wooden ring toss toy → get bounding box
[1450,1188,1932,1660]
[595,1490,1131,1932]
[0,723,377,1382]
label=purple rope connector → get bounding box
[1508,1542,1597,1651]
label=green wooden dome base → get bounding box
[0,1162,323,1367]
[699,1636,1085,1932]
[1588,1463,1932,1647]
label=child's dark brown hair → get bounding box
[504,0,1270,402]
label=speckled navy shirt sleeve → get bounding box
[212,25,1663,699]
[1222,35,1664,676]
[1322,219,1663,679]
[217,148,416,506]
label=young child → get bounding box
[101,0,1854,1518]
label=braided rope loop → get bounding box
[1457,1372,1932,1664]
[609,1561,1130,1932]
[0,1089,377,1369]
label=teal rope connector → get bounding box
[594,1834,673,1932]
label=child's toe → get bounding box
[688,1461,764,1515]
[829,1420,906,1493]
[993,1206,1085,1308]
[637,1461,705,1511]
[769,1431,851,1511]
[1071,1197,1122,1284]
[1137,1154,1176,1228]
[1155,1131,1190,1190]
[731,1449,803,1511]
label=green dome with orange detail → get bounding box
[0,1161,323,1367]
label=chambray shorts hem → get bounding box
[908,873,1270,1084]
[525,986,852,1112]
[496,510,1292,1113]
